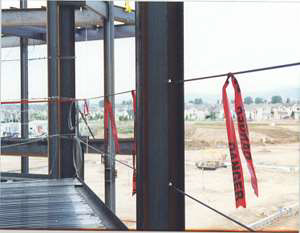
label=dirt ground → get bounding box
[185,120,300,149]
[0,120,299,231]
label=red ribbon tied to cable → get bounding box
[131,90,137,195]
[83,99,90,116]
[104,99,120,154]
[222,73,258,208]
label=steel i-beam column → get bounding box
[104,1,116,213]
[20,0,29,174]
[47,0,59,178]
[136,2,185,230]
[47,1,76,178]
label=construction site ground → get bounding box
[1,120,299,231]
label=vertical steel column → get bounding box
[20,0,29,174]
[47,1,59,178]
[58,5,76,178]
[136,2,185,230]
[47,1,76,178]
[104,1,116,213]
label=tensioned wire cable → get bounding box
[173,62,300,84]
[0,60,296,143]
[75,108,255,231]
[2,111,246,230]
[1,133,76,149]
[0,90,133,104]
[76,128,256,232]
[74,138,255,231]
[0,133,131,175]
[10,57,295,140]
[2,20,298,228]
[2,57,298,229]
[1,56,76,62]
[169,183,255,231]
[77,137,134,170]
[1,62,299,104]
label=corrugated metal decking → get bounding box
[0,178,105,229]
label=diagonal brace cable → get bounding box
[169,183,255,232]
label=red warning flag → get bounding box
[131,90,137,195]
[83,99,90,116]
[104,99,120,154]
[222,73,258,208]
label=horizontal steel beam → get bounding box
[114,5,135,25]
[1,138,48,157]
[76,178,128,230]
[57,1,135,24]
[0,172,49,180]
[1,25,135,47]
[2,8,104,28]
[2,24,134,41]
[85,1,107,18]
[2,6,134,28]
[58,1,85,8]
[75,25,135,41]
[82,138,134,155]
[1,137,134,156]
[1,37,44,48]
[2,26,46,40]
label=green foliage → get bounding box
[244,96,253,105]
[254,97,264,104]
[271,95,283,104]
[189,98,203,105]
[119,115,129,121]
[208,112,216,120]
[30,112,47,121]
[121,100,132,105]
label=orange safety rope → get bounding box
[104,99,120,154]
[131,90,137,195]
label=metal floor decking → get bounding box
[0,178,127,230]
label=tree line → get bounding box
[244,96,288,105]
[188,96,296,105]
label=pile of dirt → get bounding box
[185,121,300,149]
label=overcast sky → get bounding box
[1,1,300,103]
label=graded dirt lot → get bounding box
[1,120,299,231]
[184,143,299,231]
[185,120,300,149]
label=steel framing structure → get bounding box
[47,1,76,178]
[1,1,185,230]
[103,1,116,213]
[20,0,29,174]
[1,138,134,157]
